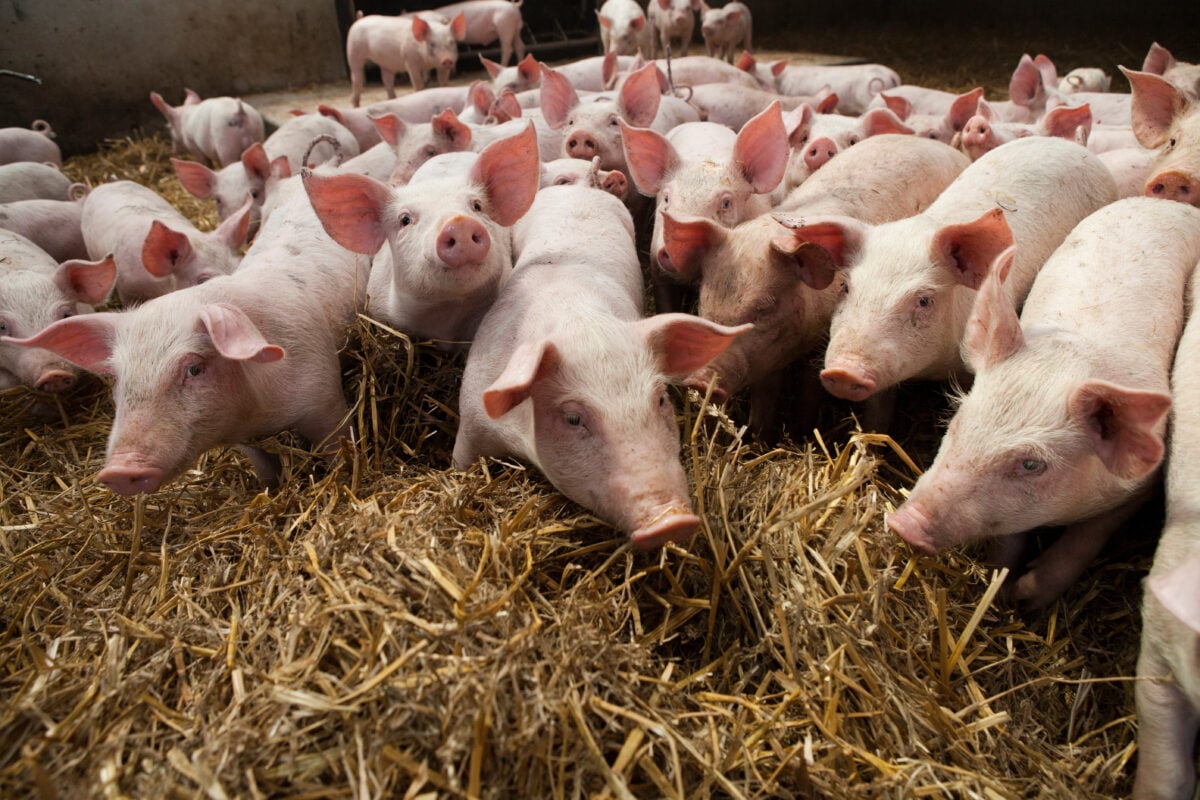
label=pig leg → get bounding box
[436,64,452,87]
[1133,643,1200,799]
[382,68,399,99]
[405,60,427,92]
[861,386,897,433]
[236,445,282,488]
[349,56,367,108]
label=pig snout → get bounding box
[820,358,879,402]
[1145,171,1200,206]
[97,457,167,496]
[684,367,729,404]
[565,130,599,160]
[803,137,837,172]
[630,510,702,550]
[436,215,491,268]
[655,245,675,272]
[600,169,628,200]
[885,503,939,555]
[35,368,76,393]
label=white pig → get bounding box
[0,186,88,263]
[954,99,1093,161]
[432,0,525,67]
[597,0,651,57]
[317,85,470,151]
[149,89,265,166]
[0,120,61,166]
[699,1,751,63]
[740,54,902,115]
[886,198,1200,608]
[781,103,913,192]
[0,162,72,205]
[648,0,700,59]
[346,11,468,106]
[454,183,749,549]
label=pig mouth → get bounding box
[885,504,939,555]
[630,507,701,550]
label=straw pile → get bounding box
[0,35,1162,798]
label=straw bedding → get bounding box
[0,25,1172,799]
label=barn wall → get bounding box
[1,0,350,156]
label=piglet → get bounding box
[0,230,116,393]
[648,0,700,59]
[150,89,265,166]
[540,157,629,200]
[781,103,912,192]
[597,0,650,57]
[0,184,89,262]
[1123,66,1200,205]
[740,54,901,115]
[347,11,468,106]
[954,99,1092,161]
[699,1,751,63]
[887,197,1200,608]
[454,182,749,549]
[432,0,525,66]
[81,180,251,304]
[0,162,72,204]
[0,120,61,166]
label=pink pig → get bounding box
[887,197,1200,608]
[347,11,468,106]
[0,162,72,204]
[0,185,89,263]
[303,124,539,347]
[699,1,751,63]
[781,103,913,192]
[685,82,836,129]
[0,230,115,393]
[954,98,1092,161]
[648,0,700,59]
[874,86,984,144]
[739,53,901,115]
[317,85,470,151]
[431,0,525,66]
[4,183,373,494]
[539,157,629,200]
[149,89,265,166]
[597,0,651,57]
[0,120,61,166]
[1134,264,1200,800]
[80,180,252,304]
[1123,66,1200,206]
[454,182,750,549]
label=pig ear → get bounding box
[948,87,986,131]
[963,246,1023,371]
[471,123,540,227]
[55,255,117,306]
[1033,54,1058,87]
[240,142,272,181]
[149,91,177,123]
[1067,380,1171,480]
[215,197,254,251]
[370,112,406,148]
[1122,66,1190,150]
[411,14,430,43]
[172,158,218,199]
[783,104,814,148]
[1149,550,1200,634]
[1143,42,1175,76]
[450,11,467,40]
[198,303,285,364]
[5,313,121,375]
[725,8,742,23]
[1008,53,1044,108]
[629,15,646,32]
[184,88,201,105]
[469,80,495,117]
[620,121,677,195]
[1041,103,1092,141]
[861,107,913,137]
[734,100,788,194]
[596,12,612,30]
[931,208,1013,290]
[771,214,866,268]
[661,212,724,282]
[877,92,911,120]
[602,51,620,89]
[735,51,756,72]
[771,59,788,78]
[302,170,391,255]
[432,108,471,149]
[517,54,540,85]
[618,64,663,129]
[493,90,522,122]
[637,313,753,378]
[142,221,194,278]
[768,224,838,291]
[539,66,579,130]
[317,104,347,126]
[480,56,503,80]
[815,90,839,115]
[482,340,561,419]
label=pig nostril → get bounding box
[1153,183,1165,194]
[472,232,484,244]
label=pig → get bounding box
[886,197,1200,608]
[984,53,1050,124]
[787,137,1118,404]
[1098,147,1158,198]
[466,113,565,164]
[597,0,651,57]
[149,89,265,166]
[3,182,373,494]
[660,135,969,428]
[346,11,468,106]
[1133,266,1200,800]
[739,54,902,115]
[80,180,252,304]
[780,103,913,192]
[0,162,72,204]
[431,0,525,67]
[374,108,475,185]
[1029,53,1111,96]
[303,124,539,347]
[684,82,835,129]
[0,120,61,166]
[317,85,470,151]
[1142,41,1200,98]
[453,182,750,549]
[1123,66,1200,205]
[0,230,116,393]
[876,86,985,144]
[954,99,1093,161]
[0,187,89,263]
[647,0,700,59]
[699,1,751,63]
[539,157,629,200]
[1084,123,1140,154]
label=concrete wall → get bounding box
[1,0,350,156]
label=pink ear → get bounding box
[517,54,540,85]
[1033,53,1058,87]
[629,15,645,32]
[493,90,522,122]
[620,121,676,195]
[269,155,291,181]
[471,123,539,227]
[618,64,663,129]
[432,108,471,148]
[1143,42,1175,76]
[1068,380,1171,480]
[815,90,840,115]
[539,66,579,130]
[771,59,788,78]
[947,87,986,131]
[637,313,753,377]
[877,92,911,120]
[184,88,201,105]
[1040,103,1092,140]
[597,13,612,30]
[469,80,495,115]
[240,142,272,181]
[411,14,430,42]
[963,246,1023,371]
[861,107,914,137]
[735,51,756,72]
[450,11,467,39]
[602,51,620,89]
[734,100,787,194]
[769,223,838,290]
[661,212,722,282]
[370,112,406,148]
[772,215,866,268]
[4,313,120,375]
[656,0,670,8]
[142,221,193,278]
[216,197,254,250]
[301,170,392,255]
[198,303,285,363]
[725,9,742,23]
[55,255,117,306]
[172,158,218,199]
[483,340,560,419]
[1122,66,1191,150]
[149,91,176,122]
[1008,53,1044,108]
[480,56,503,79]
[783,104,814,148]
[931,208,1013,289]
[317,104,347,125]
[1150,550,1200,634]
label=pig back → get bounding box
[0,229,60,276]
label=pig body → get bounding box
[1124,66,1200,205]
[887,198,1200,608]
[0,121,61,166]
[432,0,525,66]
[765,62,902,115]
[1059,67,1112,95]
[647,0,699,59]
[0,193,88,263]
[1134,267,1200,800]
[781,104,913,192]
[149,90,265,166]
[0,230,115,393]
[1098,146,1157,198]
[954,99,1092,161]
[454,183,748,549]
[806,137,1117,403]
[684,82,829,129]
[82,181,250,304]
[597,0,651,57]
[0,162,71,204]
[700,1,751,63]
[346,12,467,106]
[4,185,373,494]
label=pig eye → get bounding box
[0,321,8,335]
[1019,458,1046,475]
[848,136,859,146]
[608,116,620,127]
[798,134,809,144]
[719,195,733,211]
[565,413,582,427]
[661,192,670,206]
[1169,138,1177,149]
[182,360,206,382]
[917,295,932,309]
[926,132,939,139]
[59,306,75,320]
[554,176,572,185]
[399,212,415,227]
[424,145,437,157]
[251,189,261,200]
[472,199,483,212]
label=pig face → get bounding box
[597,5,647,56]
[1123,67,1200,206]
[412,12,466,80]
[173,145,290,221]
[541,64,662,171]
[783,105,912,189]
[539,157,629,200]
[372,109,473,185]
[482,53,541,95]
